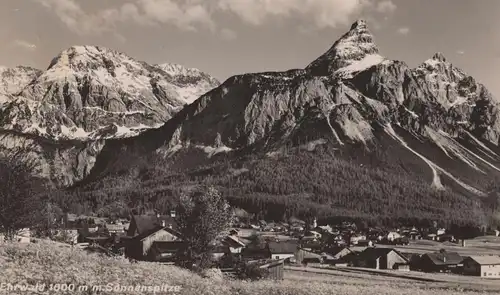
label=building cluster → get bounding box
[22,213,500,279]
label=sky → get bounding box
[0,0,499,97]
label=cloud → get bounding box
[217,0,375,30]
[397,27,410,35]
[220,28,237,40]
[456,50,465,55]
[375,0,397,13]
[35,0,396,36]
[13,40,37,50]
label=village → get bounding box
[8,210,500,281]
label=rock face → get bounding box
[0,66,41,96]
[306,20,385,77]
[0,45,220,185]
[88,19,500,198]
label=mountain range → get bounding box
[4,20,500,224]
[0,45,219,185]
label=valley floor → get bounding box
[351,236,500,256]
[285,266,500,294]
[1,239,500,295]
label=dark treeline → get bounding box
[59,144,491,230]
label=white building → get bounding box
[386,232,401,241]
[463,256,500,278]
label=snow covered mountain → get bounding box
[0,45,220,184]
[0,45,220,140]
[85,19,500,205]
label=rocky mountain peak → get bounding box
[43,45,146,82]
[432,52,447,63]
[154,63,221,103]
[306,19,383,77]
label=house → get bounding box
[148,241,185,262]
[241,243,271,260]
[235,228,257,238]
[350,235,367,245]
[353,248,409,270]
[436,228,446,236]
[295,249,324,265]
[105,222,125,234]
[123,215,182,261]
[437,234,456,243]
[417,251,463,273]
[462,256,500,278]
[323,247,354,263]
[488,229,500,237]
[268,241,298,260]
[408,231,421,240]
[317,225,333,233]
[300,240,322,252]
[386,232,401,242]
[223,235,248,254]
[252,259,285,280]
[126,214,177,237]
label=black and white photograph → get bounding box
[1,0,500,294]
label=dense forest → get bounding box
[56,138,496,229]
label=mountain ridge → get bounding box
[65,19,500,226]
[0,45,221,185]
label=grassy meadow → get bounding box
[1,239,499,295]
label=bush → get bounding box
[235,261,270,281]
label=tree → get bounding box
[175,186,232,271]
[0,152,47,241]
[34,202,64,238]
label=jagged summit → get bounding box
[306,19,384,77]
[432,52,447,62]
[46,45,138,74]
[350,19,368,30]
[155,63,220,89]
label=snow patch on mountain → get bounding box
[335,54,385,78]
[155,63,220,104]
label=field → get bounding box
[350,236,500,256]
[286,266,500,294]
[1,239,500,295]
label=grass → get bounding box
[0,239,499,295]
[350,236,500,256]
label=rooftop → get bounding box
[466,255,500,265]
